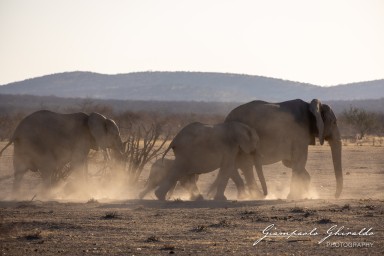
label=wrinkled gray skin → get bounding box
[0,110,124,193]
[139,158,247,200]
[225,99,343,199]
[154,121,267,201]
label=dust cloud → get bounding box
[0,148,142,202]
[0,143,383,202]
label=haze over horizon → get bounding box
[1,0,383,86]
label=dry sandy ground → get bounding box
[0,142,383,255]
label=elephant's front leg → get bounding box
[237,154,263,199]
[288,169,310,199]
[214,157,236,200]
[287,145,310,199]
[207,170,246,199]
[229,170,247,199]
[71,153,89,182]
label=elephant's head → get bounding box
[310,99,343,198]
[88,113,124,156]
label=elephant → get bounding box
[139,158,248,200]
[224,99,343,199]
[138,158,196,200]
[0,110,124,193]
[154,121,267,201]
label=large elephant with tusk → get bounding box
[225,99,343,199]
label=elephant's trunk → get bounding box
[109,139,125,163]
[329,137,343,198]
[114,139,125,160]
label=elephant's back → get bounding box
[225,101,279,127]
[13,110,88,141]
[172,122,213,143]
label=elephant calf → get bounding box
[154,121,267,201]
[139,158,247,200]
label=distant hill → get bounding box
[0,71,383,102]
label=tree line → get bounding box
[1,94,383,141]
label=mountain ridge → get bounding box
[0,71,383,102]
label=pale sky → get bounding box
[0,0,383,86]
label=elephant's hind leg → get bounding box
[154,164,181,201]
[165,181,178,200]
[180,175,204,201]
[12,156,30,194]
[155,177,178,201]
[139,176,157,199]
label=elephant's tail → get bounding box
[0,140,13,157]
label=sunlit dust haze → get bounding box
[0,150,140,202]
[0,0,383,86]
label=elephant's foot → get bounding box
[138,190,146,199]
[165,190,176,200]
[154,188,167,201]
[249,190,265,200]
[213,194,227,201]
[191,194,204,201]
[288,175,310,199]
[287,191,311,200]
[287,191,300,200]
[246,184,265,199]
[206,188,216,199]
[287,186,309,200]
[237,190,248,200]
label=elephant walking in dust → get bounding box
[0,110,124,194]
[139,158,249,200]
[153,121,267,201]
[225,99,343,199]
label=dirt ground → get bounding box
[0,142,383,255]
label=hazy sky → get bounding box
[0,0,383,86]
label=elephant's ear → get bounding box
[88,112,108,150]
[106,119,121,135]
[309,99,324,145]
[237,124,258,154]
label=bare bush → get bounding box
[339,107,380,138]
[0,112,26,141]
[123,122,170,183]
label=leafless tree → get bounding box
[340,107,379,138]
[123,122,171,183]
